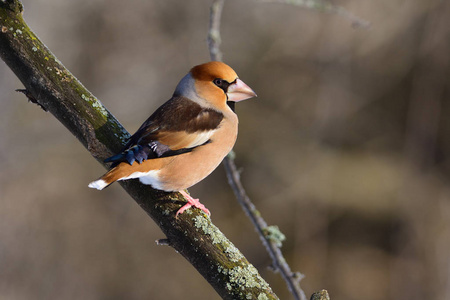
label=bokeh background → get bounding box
[1,0,450,299]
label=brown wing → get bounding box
[105,96,224,166]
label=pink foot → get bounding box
[176,190,211,218]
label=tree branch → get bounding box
[0,1,279,299]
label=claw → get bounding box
[176,190,211,218]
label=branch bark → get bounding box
[0,1,278,299]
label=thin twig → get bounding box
[208,0,225,61]
[223,158,308,300]
[207,2,308,300]
[259,0,371,29]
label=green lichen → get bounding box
[311,290,330,300]
[227,149,236,160]
[227,265,270,290]
[258,294,269,300]
[193,215,226,244]
[81,93,108,117]
[224,244,243,262]
[218,265,230,275]
[195,219,273,298]
[263,225,286,248]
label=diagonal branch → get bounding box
[0,1,279,299]
[208,1,307,300]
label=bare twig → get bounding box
[223,158,308,300]
[207,2,308,300]
[208,0,225,62]
[259,0,371,29]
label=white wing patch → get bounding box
[118,170,164,190]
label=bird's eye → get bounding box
[213,78,223,87]
[213,78,231,93]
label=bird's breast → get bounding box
[155,115,238,191]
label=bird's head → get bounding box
[174,61,257,111]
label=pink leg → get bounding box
[176,190,211,218]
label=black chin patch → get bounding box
[227,101,235,112]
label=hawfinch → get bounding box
[88,61,256,217]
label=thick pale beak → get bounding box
[227,78,257,102]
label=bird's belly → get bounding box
[153,146,229,191]
[153,124,237,192]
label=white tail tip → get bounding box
[88,179,108,190]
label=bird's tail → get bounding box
[88,166,123,190]
[88,158,166,190]
[88,162,144,190]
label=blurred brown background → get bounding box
[1,0,450,299]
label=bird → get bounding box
[88,61,256,217]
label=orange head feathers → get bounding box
[89,61,257,217]
[175,61,256,111]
